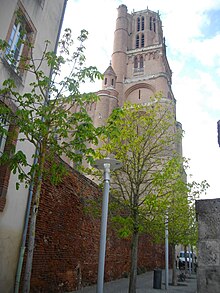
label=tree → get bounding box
[94,99,184,293]
[0,29,102,292]
[145,158,188,284]
[147,172,209,285]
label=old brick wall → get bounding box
[25,160,165,292]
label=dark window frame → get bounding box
[150,17,152,30]
[141,34,144,47]
[136,35,139,48]
[153,18,156,32]
[137,17,140,32]
[141,16,144,31]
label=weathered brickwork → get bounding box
[23,160,165,292]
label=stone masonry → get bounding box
[196,198,220,293]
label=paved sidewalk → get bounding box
[73,270,197,293]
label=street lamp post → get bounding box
[93,158,122,293]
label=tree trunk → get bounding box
[129,230,139,293]
[23,146,46,292]
[171,244,177,286]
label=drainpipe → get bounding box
[14,1,68,292]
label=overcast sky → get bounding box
[63,0,220,199]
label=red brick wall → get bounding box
[27,161,165,292]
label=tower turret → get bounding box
[112,4,128,105]
[102,63,117,90]
[93,65,119,127]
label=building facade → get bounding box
[0,1,66,291]
[91,4,182,157]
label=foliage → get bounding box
[0,29,103,187]
[0,28,102,291]
[95,98,182,230]
[93,99,209,243]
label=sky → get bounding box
[62,0,220,199]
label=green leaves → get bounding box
[0,28,103,188]
[93,95,209,248]
[0,39,8,51]
[111,215,133,238]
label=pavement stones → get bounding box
[73,270,197,293]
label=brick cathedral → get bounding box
[90,4,182,157]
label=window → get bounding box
[0,99,18,212]
[111,79,114,86]
[134,56,144,73]
[141,17,144,31]
[140,56,144,68]
[134,56,138,68]
[153,18,156,32]
[104,77,107,85]
[0,115,9,156]
[141,34,144,48]
[136,35,139,48]
[150,17,156,32]
[0,112,18,211]
[137,17,140,32]
[150,17,152,30]
[5,21,26,68]
[5,8,35,74]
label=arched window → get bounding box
[137,17,140,32]
[136,35,139,48]
[104,77,107,85]
[153,18,156,32]
[0,115,9,155]
[0,104,18,212]
[150,17,152,30]
[141,34,144,48]
[134,56,138,68]
[141,17,144,30]
[150,17,156,32]
[140,56,144,68]
[111,78,114,86]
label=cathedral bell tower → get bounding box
[111,4,174,106]
[93,4,182,155]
